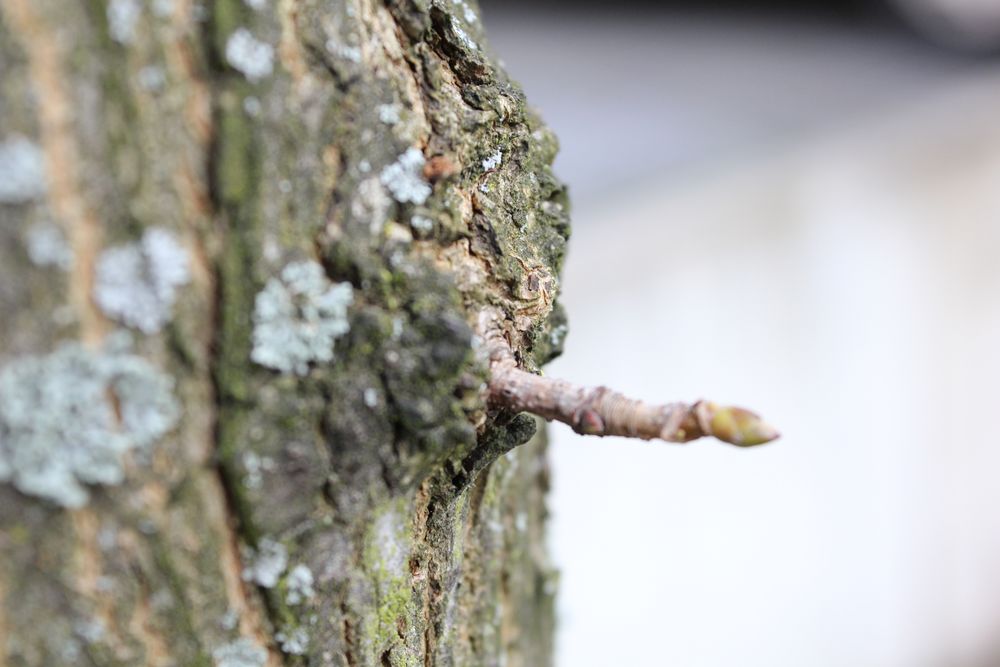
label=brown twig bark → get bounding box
[480,310,779,447]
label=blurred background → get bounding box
[480,1,1000,665]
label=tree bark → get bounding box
[0,1,567,665]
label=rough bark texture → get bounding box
[0,1,568,665]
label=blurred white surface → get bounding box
[545,73,1000,667]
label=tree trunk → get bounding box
[0,1,568,665]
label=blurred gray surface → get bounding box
[483,7,985,202]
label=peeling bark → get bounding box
[0,1,564,665]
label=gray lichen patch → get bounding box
[325,39,362,64]
[94,227,191,334]
[453,0,478,23]
[225,28,274,83]
[373,505,409,577]
[481,148,502,172]
[0,341,180,508]
[107,0,141,44]
[152,0,174,18]
[136,65,167,92]
[275,627,309,655]
[450,15,478,50]
[25,223,73,270]
[212,638,268,667]
[377,103,402,125]
[242,451,275,490]
[380,148,432,205]
[0,135,47,204]
[285,564,316,605]
[352,177,392,234]
[241,537,288,588]
[410,215,434,234]
[250,260,353,375]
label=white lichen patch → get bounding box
[352,177,390,234]
[377,103,401,125]
[242,538,288,588]
[380,148,431,205]
[97,525,118,551]
[25,223,73,270]
[0,135,47,204]
[276,627,308,655]
[325,39,362,63]
[94,227,191,334]
[482,148,502,171]
[226,28,274,83]
[452,0,478,23]
[220,608,240,631]
[242,96,262,117]
[251,260,354,375]
[152,0,174,18]
[409,215,434,234]
[108,0,141,44]
[285,564,316,605]
[242,451,275,490]
[374,505,408,577]
[137,65,166,92]
[0,341,180,508]
[550,322,568,348]
[75,618,107,643]
[363,387,378,408]
[450,16,478,50]
[213,638,267,667]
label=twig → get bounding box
[479,310,779,447]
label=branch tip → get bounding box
[479,310,779,448]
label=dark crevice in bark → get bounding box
[301,40,362,93]
[451,414,536,493]
[341,600,358,667]
[383,3,429,91]
[427,6,490,84]
[146,528,205,651]
[422,531,445,663]
[200,4,290,664]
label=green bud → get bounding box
[695,402,780,447]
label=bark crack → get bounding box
[205,469,281,665]
[128,565,172,667]
[342,602,358,667]
[68,509,126,658]
[200,3,284,664]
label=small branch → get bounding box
[480,311,779,447]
